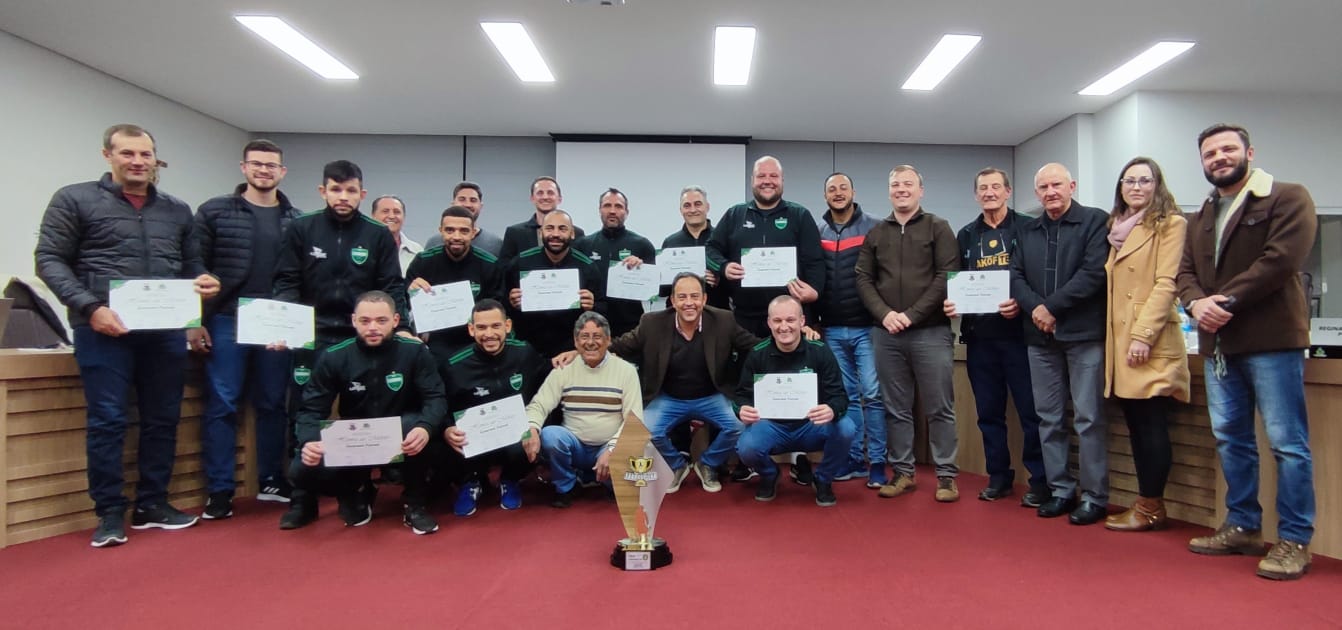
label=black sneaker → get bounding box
[278,496,318,530]
[814,481,837,507]
[789,456,814,486]
[256,479,291,503]
[730,464,758,482]
[551,487,580,509]
[1021,485,1049,509]
[90,513,127,548]
[402,505,439,535]
[131,503,199,530]
[755,475,779,502]
[978,484,1014,502]
[202,491,233,520]
[338,493,372,527]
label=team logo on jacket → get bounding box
[743,220,756,229]
[509,373,524,391]
[385,371,404,391]
[348,381,365,392]
[618,248,631,259]
[590,251,602,261]
[309,246,327,259]
[470,282,481,296]
[351,246,369,265]
[293,366,311,385]
[774,217,788,230]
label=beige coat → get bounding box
[1105,214,1191,402]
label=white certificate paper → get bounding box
[740,247,797,288]
[410,281,475,332]
[320,416,405,467]
[454,394,531,458]
[236,298,315,349]
[607,262,661,302]
[947,270,1010,314]
[658,246,707,284]
[108,279,201,330]
[753,372,818,420]
[520,268,581,312]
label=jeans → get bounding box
[1204,350,1314,544]
[735,416,856,484]
[1028,341,1107,505]
[872,324,958,478]
[825,326,887,466]
[541,426,611,493]
[73,326,187,515]
[200,314,291,493]
[965,337,1045,489]
[646,393,743,469]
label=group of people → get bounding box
[36,122,1317,581]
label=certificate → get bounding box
[520,268,581,312]
[740,247,797,288]
[453,394,532,458]
[410,281,475,332]
[320,416,405,467]
[607,262,661,302]
[658,246,707,284]
[236,298,314,349]
[108,279,201,330]
[753,372,818,420]
[947,270,1010,314]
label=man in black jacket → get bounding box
[192,139,302,520]
[505,210,602,359]
[1009,162,1110,525]
[661,186,730,310]
[35,124,221,547]
[280,292,447,534]
[498,176,585,265]
[406,205,506,366]
[575,188,657,338]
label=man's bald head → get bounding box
[1033,162,1077,219]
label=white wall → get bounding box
[2,30,247,279]
[1091,93,1141,211]
[1013,115,1084,212]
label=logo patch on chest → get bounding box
[385,371,404,391]
[351,246,369,265]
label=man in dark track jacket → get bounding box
[281,292,446,535]
[575,188,657,338]
[405,205,505,364]
[193,139,302,520]
[707,156,825,337]
[498,176,585,264]
[36,124,220,547]
[505,210,602,359]
[661,185,730,310]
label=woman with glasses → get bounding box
[1103,157,1191,532]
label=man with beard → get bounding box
[370,195,423,274]
[405,205,505,362]
[282,292,446,534]
[505,210,601,359]
[1178,124,1318,580]
[576,188,657,338]
[498,176,585,264]
[192,139,302,519]
[815,172,888,488]
[707,156,826,338]
[423,182,503,256]
[661,186,730,309]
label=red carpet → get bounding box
[2,467,1339,630]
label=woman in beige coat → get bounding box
[1103,157,1191,531]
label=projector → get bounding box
[566,0,625,5]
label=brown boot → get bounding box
[1105,497,1167,532]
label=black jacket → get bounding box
[35,173,205,327]
[273,207,409,338]
[955,210,1028,342]
[1010,201,1110,345]
[442,339,549,423]
[505,247,603,358]
[295,336,447,446]
[661,222,730,309]
[405,245,505,354]
[817,204,880,327]
[498,215,585,264]
[194,184,301,319]
[706,199,826,319]
[735,338,848,426]
[575,226,657,338]
[611,305,760,403]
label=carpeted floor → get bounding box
[2,467,1339,630]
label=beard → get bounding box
[1204,159,1249,189]
[753,187,780,206]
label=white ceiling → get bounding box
[3,0,1340,146]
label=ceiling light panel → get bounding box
[1079,41,1195,96]
[480,22,556,83]
[714,26,756,86]
[234,16,358,80]
[901,34,981,91]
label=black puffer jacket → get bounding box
[817,203,880,327]
[195,184,301,318]
[35,173,205,327]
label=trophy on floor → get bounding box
[609,410,673,570]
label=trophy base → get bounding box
[611,537,672,571]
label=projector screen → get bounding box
[555,141,747,246]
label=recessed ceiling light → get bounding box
[234,16,358,80]
[480,22,555,83]
[1079,41,1195,96]
[901,34,981,91]
[714,26,756,86]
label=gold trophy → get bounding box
[609,411,673,570]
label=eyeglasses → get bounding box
[1120,177,1155,188]
[244,160,283,171]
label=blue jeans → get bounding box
[200,314,292,493]
[735,417,856,484]
[541,426,610,493]
[73,326,187,515]
[1204,350,1314,544]
[646,393,743,469]
[825,326,887,466]
[965,337,1045,489]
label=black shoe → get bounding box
[730,464,758,482]
[279,496,318,530]
[978,484,1014,502]
[256,479,292,503]
[131,503,199,530]
[1036,496,1078,518]
[338,493,372,527]
[403,505,439,535]
[1021,485,1049,508]
[1068,501,1108,525]
[814,481,836,507]
[90,513,127,548]
[755,475,779,502]
[202,491,233,520]
[378,465,403,485]
[551,487,580,509]
[789,457,814,486]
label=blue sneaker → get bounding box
[834,462,869,482]
[453,480,482,517]
[867,463,888,489]
[499,480,523,510]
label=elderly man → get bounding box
[371,194,423,274]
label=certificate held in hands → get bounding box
[410,281,475,332]
[753,372,818,420]
[109,279,201,330]
[520,268,581,312]
[236,298,315,349]
[454,394,531,458]
[947,270,1010,315]
[320,416,405,467]
[740,247,797,288]
[658,246,706,284]
[607,261,661,303]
